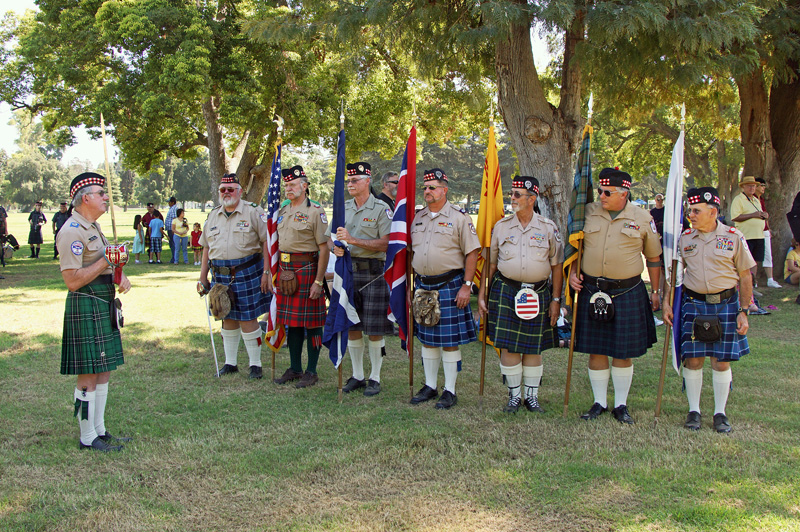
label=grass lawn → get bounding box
[1,208,799,531]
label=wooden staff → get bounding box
[478,248,491,405]
[654,258,678,424]
[271,113,284,383]
[338,100,345,404]
[407,251,415,400]
[562,240,583,417]
[99,113,118,243]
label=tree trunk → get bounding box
[203,96,227,206]
[716,140,738,215]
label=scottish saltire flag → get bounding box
[384,126,416,350]
[265,142,285,352]
[323,129,360,368]
[664,129,685,375]
[473,124,504,287]
[564,124,594,303]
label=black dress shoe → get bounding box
[342,377,366,393]
[273,368,303,384]
[435,390,457,409]
[98,431,133,443]
[523,396,545,413]
[580,402,607,420]
[503,395,521,413]
[363,379,381,397]
[80,437,123,452]
[612,404,635,424]
[249,365,263,379]
[713,413,732,433]
[684,411,702,431]
[410,385,438,405]
[216,364,238,377]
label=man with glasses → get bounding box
[662,187,755,433]
[409,168,480,409]
[478,176,563,413]
[57,172,132,451]
[568,168,662,424]
[198,173,270,380]
[329,162,394,397]
[272,165,330,389]
[374,171,399,212]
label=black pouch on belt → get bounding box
[692,315,722,343]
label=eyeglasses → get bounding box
[423,185,442,191]
[597,188,621,197]
[346,178,367,185]
[687,208,708,215]
[386,180,399,185]
[219,187,239,193]
[86,189,106,197]
[508,191,532,199]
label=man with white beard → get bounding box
[198,173,271,379]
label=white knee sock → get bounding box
[368,338,384,382]
[588,368,610,408]
[348,337,365,380]
[94,382,108,436]
[241,328,263,367]
[713,368,732,415]
[683,367,703,413]
[500,363,523,399]
[611,365,634,408]
[221,327,241,366]
[75,388,98,446]
[442,350,461,394]
[523,364,543,400]
[421,346,441,389]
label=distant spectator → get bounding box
[28,201,47,258]
[164,196,178,263]
[149,210,164,264]
[754,178,781,288]
[650,193,665,236]
[0,204,7,237]
[171,208,190,264]
[731,176,767,283]
[142,203,155,255]
[52,201,70,259]
[191,222,203,265]
[132,215,145,264]
[373,171,399,212]
[785,239,800,286]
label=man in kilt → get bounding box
[568,168,662,424]
[272,165,330,388]
[409,168,480,409]
[57,172,132,452]
[478,177,563,413]
[198,173,270,379]
[52,201,70,259]
[28,201,47,258]
[663,187,755,433]
[328,162,394,397]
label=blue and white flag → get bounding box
[664,129,685,375]
[322,129,360,368]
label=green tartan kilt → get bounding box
[61,283,124,375]
[486,275,555,355]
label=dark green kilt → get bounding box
[61,283,124,375]
[486,275,555,355]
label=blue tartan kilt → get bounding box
[679,291,749,361]
[574,279,656,358]
[211,254,270,322]
[486,275,555,354]
[414,272,477,348]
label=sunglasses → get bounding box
[508,191,532,199]
[423,185,442,191]
[219,187,238,193]
[387,180,399,185]
[346,178,367,185]
[597,188,621,197]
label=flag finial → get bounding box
[340,99,345,131]
[273,114,284,141]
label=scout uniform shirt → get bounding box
[277,198,328,253]
[491,213,564,283]
[411,201,481,277]
[730,192,765,240]
[581,201,662,279]
[325,194,392,259]
[678,223,756,294]
[199,201,268,260]
[55,210,112,275]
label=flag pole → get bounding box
[338,100,345,404]
[271,113,284,383]
[99,113,118,244]
[478,248,490,405]
[407,103,417,401]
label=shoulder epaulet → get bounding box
[310,199,321,207]
[728,227,737,233]
[280,199,290,208]
[250,202,258,207]
[210,205,222,212]
[683,228,692,235]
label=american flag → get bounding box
[264,142,285,351]
[515,290,540,320]
[384,126,416,350]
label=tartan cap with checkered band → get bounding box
[423,168,448,183]
[687,187,721,207]
[598,167,632,189]
[346,162,371,178]
[69,172,106,198]
[511,175,539,195]
[282,165,306,182]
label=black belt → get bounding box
[582,273,641,291]
[684,286,737,304]
[211,254,262,276]
[495,272,548,292]
[417,269,463,286]
[88,274,113,286]
[279,251,318,263]
[352,257,384,271]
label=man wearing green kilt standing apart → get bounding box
[663,187,755,433]
[568,168,662,424]
[410,168,480,409]
[271,166,330,388]
[329,162,394,397]
[478,177,564,413]
[57,172,132,452]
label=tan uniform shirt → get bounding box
[730,192,764,240]
[411,201,481,276]
[490,213,564,283]
[199,201,268,260]
[678,222,756,293]
[324,194,392,259]
[277,198,329,253]
[56,211,113,274]
[581,201,662,279]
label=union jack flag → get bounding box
[264,142,285,351]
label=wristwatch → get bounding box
[737,307,749,316]
[463,281,474,287]
[552,297,561,302]
[314,279,324,287]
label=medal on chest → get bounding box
[514,288,540,320]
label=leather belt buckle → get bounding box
[597,277,613,291]
[281,253,291,263]
[521,282,534,289]
[707,293,721,304]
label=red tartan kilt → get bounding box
[276,260,326,328]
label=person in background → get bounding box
[132,215,145,264]
[149,210,164,264]
[52,201,70,259]
[142,203,155,256]
[785,239,800,291]
[373,171,399,212]
[191,222,203,265]
[171,208,190,264]
[754,178,781,288]
[28,201,47,258]
[164,196,178,263]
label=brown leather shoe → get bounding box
[273,368,303,384]
[295,371,319,388]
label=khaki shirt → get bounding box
[411,201,481,276]
[56,210,112,275]
[324,194,392,259]
[199,201,268,260]
[581,201,662,279]
[277,198,329,253]
[490,213,564,283]
[678,222,756,293]
[730,192,765,240]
